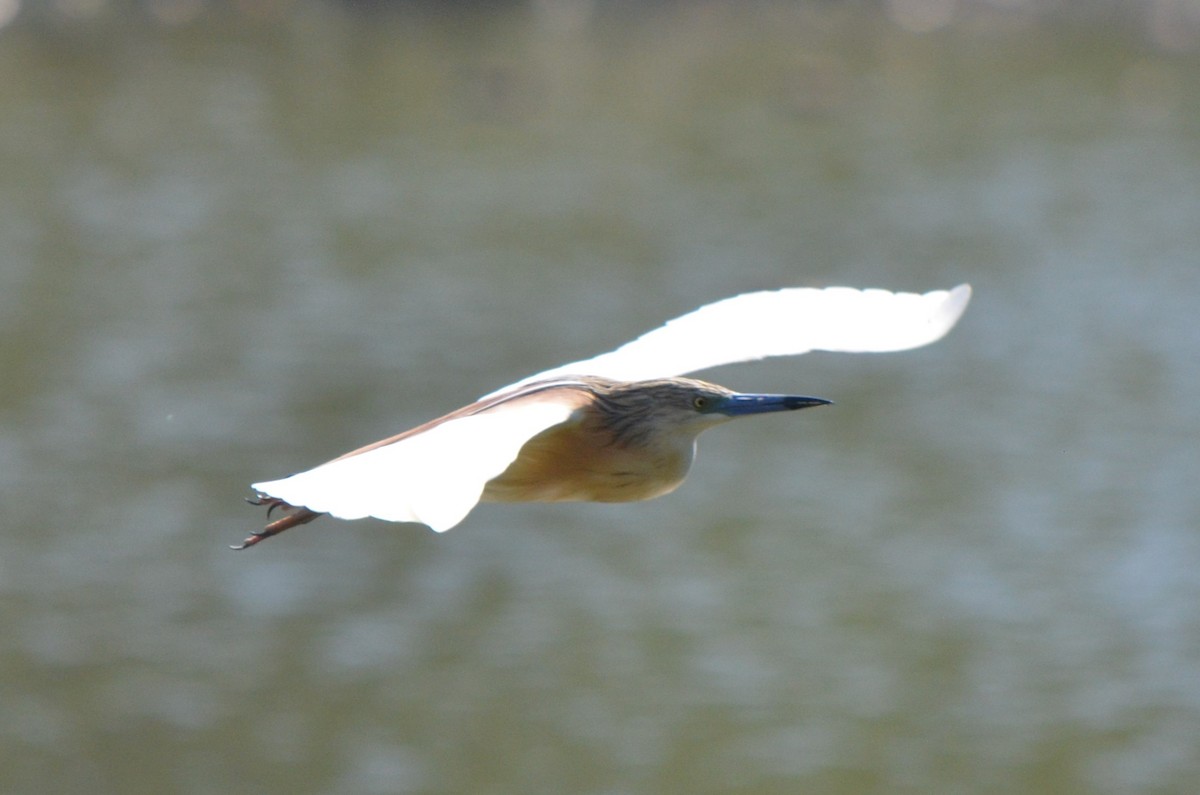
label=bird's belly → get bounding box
[481,425,692,504]
[482,464,682,504]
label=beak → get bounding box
[718,393,832,416]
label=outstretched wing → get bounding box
[487,284,970,397]
[252,399,576,532]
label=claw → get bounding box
[244,494,287,518]
[229,533,265,551]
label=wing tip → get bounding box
[939,283,972,332]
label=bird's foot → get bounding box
[233,497,323,550]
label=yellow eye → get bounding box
[692,396,708,410]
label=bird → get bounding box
[235,284,971,549]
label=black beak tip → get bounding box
[788,396,833,410]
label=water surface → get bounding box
[1,2,1198,793]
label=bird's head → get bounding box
[587,377,830,445]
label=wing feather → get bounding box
[487,284,970,397]
[253,400,576,532]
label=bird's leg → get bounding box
[233,497,323,550]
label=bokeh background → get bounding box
[2,0,1199,792]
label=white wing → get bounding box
[487,284,970,398]
[253,400,575,532]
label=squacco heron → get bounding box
[236,284,971,549]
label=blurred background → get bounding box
[2,0,1199,792]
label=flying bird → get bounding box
[236,284,971,549]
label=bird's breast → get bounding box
[481,418,695,505]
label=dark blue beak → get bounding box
[718,393,832,416]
